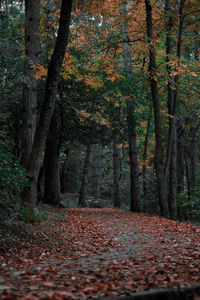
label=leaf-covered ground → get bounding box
[0,207,200,299]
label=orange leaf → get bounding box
[43,281,55,287]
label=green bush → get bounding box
[0,140,28,219]
[177,190,200,223]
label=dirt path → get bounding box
[0,208,200,299]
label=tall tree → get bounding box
[164,0,177,219]
[43,108,61,205]
[113,131,122,207]
[21,0,40,168]
[145,0,169,217]
[91,141,103,201]
[176,0,186,196]
[22,0,73,216]
[142,104,152,197]
[120,1,141,212]
[79,143,91,207]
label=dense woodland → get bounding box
[0,0,200,224]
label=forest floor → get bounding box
[0,206,200,299]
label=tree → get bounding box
[22,0,74,216]
[1,0,200,222]
[145,0,169,217]
[43,108,61,205]
[120,1,141,212]
[79,143,91,207]
[21,0,40,168]
[113,131,122,207]
[164,0,177,219]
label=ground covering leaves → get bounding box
[0,206,200,299]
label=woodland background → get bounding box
[0,0,200,226]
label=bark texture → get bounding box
[44,111,61,205]
[61,144,82,193]
[175,0,186,197]
[79,144,91,207]
[169,128,177,219]
[91,142,103,201]
[142,104,152,197]
[21,0,40,168]
[113,131,122,208]
[190,126,199,187]
[22,0,73,215]
[164,0,177,219]
[177,116,185,194]
[145,0,169,217]
[120,1,141,212]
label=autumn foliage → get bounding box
[1,0,200,298]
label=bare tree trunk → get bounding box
[44,111,61,205]
[46,0,56,62]
[22,0,73,217]
[174,0,186,197]
[164,0,177,219]
[185,157,191,204]
[164,0,175,179]
[21,0,40,168]
[61,148,71,193]
[142,104,152,197]
[169,127,177,219]
[91,142,103,201]
[190,122,199,188]
[177,116,185,194]
[61,143,82,193]
[37,164,44,202]
[145,0,169,217]
[5,0,10,27]
[128,103,141,212]
[120,1,141,212]
[79,144,91,207]
[113,131,122,207]
[191,139,199,187]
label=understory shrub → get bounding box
[0,139,28,225]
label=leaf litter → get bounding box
[0,207,200,299]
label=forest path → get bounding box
[0,208,200,299]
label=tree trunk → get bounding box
[21,0,40,168]
[185,158,191,204]
[191,138,199,187]
[120,1,141,212]
[169,127,177,219]
[37,164,45,202]
[190,122,199,188]
[61,143,82,193]
[113,131,122,207]
[5,0,10,27]
[128,102,141,212]
[22,0,73,217]
[145,0,169,217]
[61,147,71,193]
[79,144,91,207]
[142,104,152,197]
[177,116,185,194]
[175,0,186,195]
[164,0,177,219]
[91,142,103,201]
[46,0,56,62]
[164,0,175,180]
[43,111,61,205]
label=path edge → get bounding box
[98,284,200,300]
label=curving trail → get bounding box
[0,207,200,299]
